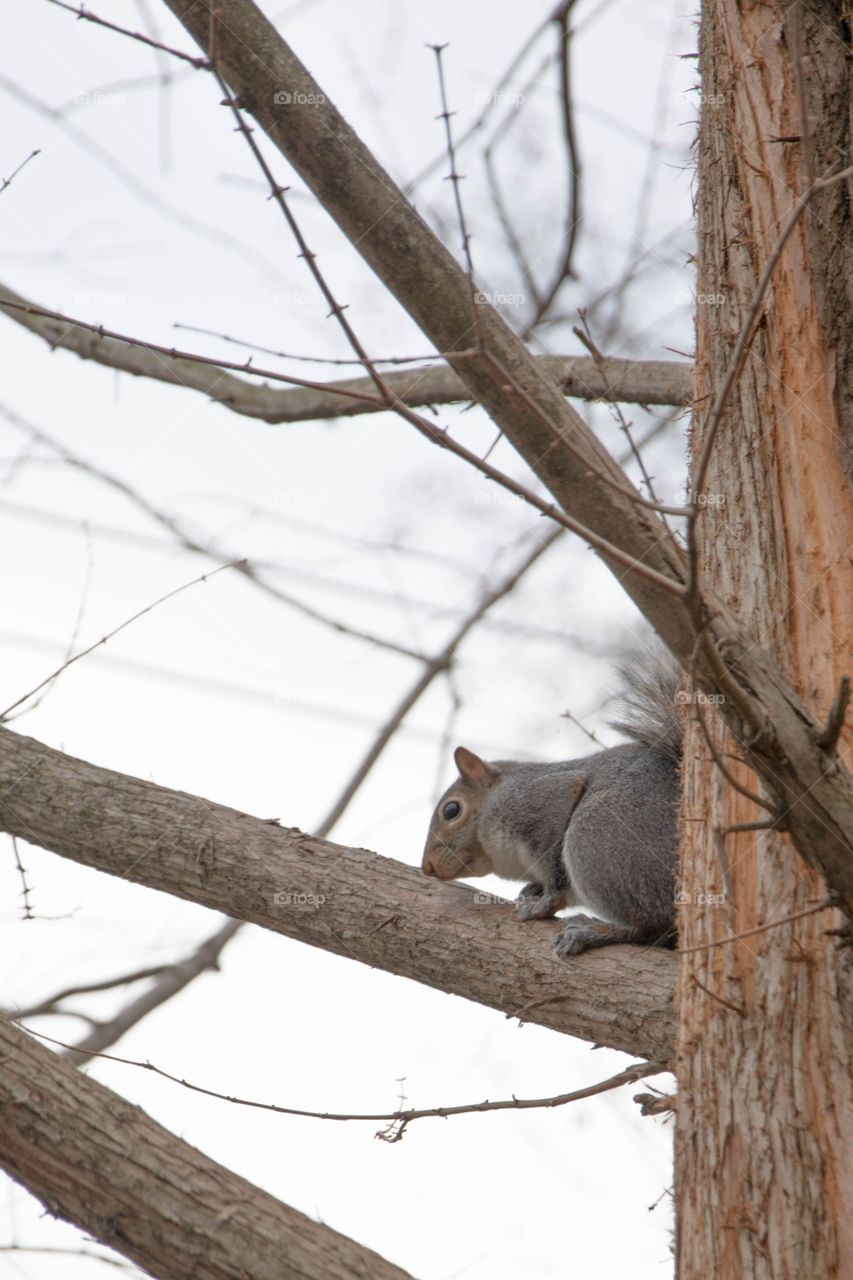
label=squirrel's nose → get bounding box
[422,857,437,877]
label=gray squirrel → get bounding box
[421,646,682,955]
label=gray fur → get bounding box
[422,648,683,956]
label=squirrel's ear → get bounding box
[454,746,497,788]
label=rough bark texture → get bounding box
[0,1016,414,1280]
[0,726,676,1061]
[157,0,853,927]
[677,4,853,1276]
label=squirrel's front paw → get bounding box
[515,886,566,921]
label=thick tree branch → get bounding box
[0,282,692,416]
[156,0,853,921]
[0,726,676,1061]
[0,1016,414,1280]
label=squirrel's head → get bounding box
[421,746,498,881]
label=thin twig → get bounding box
[0,403,427,663]
[678,897,836,954]
[64,919,241,1062]
[691,973,745,1017]
[429,43,483,350]
[10,963,175,1019]
[0,561,240,720]
[11,836,34,920]
[6,520,95,722]
[20,1024,668,1141]
[524,1,581,326]
[44,0,209,66]
[317,524,563,834]
[571,318,679,515]
[0,1244,138,1273]
[691,696,774,813]
[0,149,40,196]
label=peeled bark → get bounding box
[0,1016,414,1280]
[677,3,853,1276]
[0,726,676,1061]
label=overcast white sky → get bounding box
[1,1,696,1276]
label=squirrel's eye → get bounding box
[442,800,462,821]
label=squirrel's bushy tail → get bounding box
[608,635,683,759]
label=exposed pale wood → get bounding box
[677,4,853,1275]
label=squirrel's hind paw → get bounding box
[556,915,674,955]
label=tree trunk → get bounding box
[677,3,853,1275]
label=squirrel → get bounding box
[421,645,682,956]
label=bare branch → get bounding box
[10,963,181,1018]
[10,836,34,920]
[1,561,240,720]
[317,526,562,833]
[0,1016,415,1280]
[0,402,428,663]
[678,897,837,955]
[44,0,208,66]
[152,0,853,921]
[26,1026,669,1143]
[24,423,668,1060]
[0,149,40,196]
[0,283,694,413]
[0,726,677,1060]
[63,919,241,1063]
[0,71,289,283]
[0,561,241,720]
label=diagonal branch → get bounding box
[156,0,853,923]
[0,725,676,1061]
[0,1015,414,1280]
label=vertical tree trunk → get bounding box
[678,3,853,1276]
